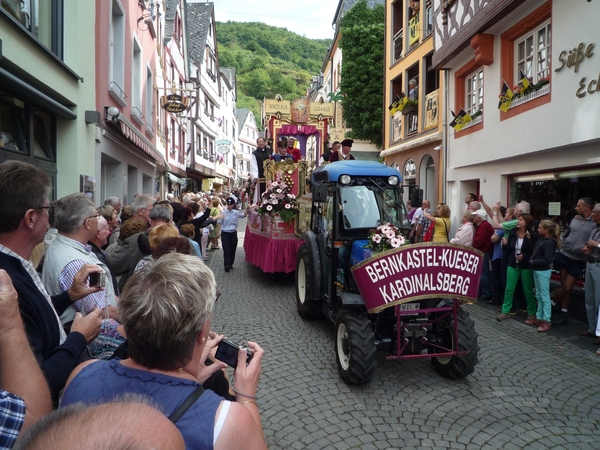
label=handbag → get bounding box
[423,221,436,242]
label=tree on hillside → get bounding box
[338,0,385,148]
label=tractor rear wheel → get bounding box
[335,310,376,384]
[295,245,320,319]
[431,306,479,378]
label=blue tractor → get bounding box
[295,161,479,384]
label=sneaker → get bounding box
[497,313,511,321]
[525,317,541,326]
[537,322,551,332]
[551,311,569,326]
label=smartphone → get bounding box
[88,272,106,288]
[215,339,253,369]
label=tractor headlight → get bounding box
[388,176,399,186]
[339,175,351,185]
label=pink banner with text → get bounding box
[350,243,483,313]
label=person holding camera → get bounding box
[61,253,267,450]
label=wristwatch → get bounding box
[493,212,498,216]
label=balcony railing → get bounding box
[393,29,403,63]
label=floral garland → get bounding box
[257,170,298,223]
[366,223,406,252]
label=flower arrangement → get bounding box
[512,76,550,99]
[257,170,298,223]
[366,223,406,252]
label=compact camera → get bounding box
[88,272,106,288]
[215,339,253,369]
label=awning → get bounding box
[168,173,187,185]
[118,116,168,167]
[0,67,76,120]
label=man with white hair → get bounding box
[88,216,119,297]
[42,194,118,326]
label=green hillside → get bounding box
[216,21,331,128]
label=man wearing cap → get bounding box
[286,137,302,163]
[329,139,355,162]
[472,208,494,300]
[216,199,253,272]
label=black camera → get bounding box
[215,339,253,369]
[88,272,106,288]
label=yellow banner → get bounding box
[265,99,291,116]
[309,102,334,117]
[409,15,420,46]
[424,90,439,130]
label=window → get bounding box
[465,68,483,116]
[145,66,153,134]
[515,21,551,83]
[131,37,143,125]
[392,0,404,63]
[499,2,551,119]
[109,0,126,105]
[1,0,63,57]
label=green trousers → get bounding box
[501,265,536,316]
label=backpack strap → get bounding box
[168,385,205,424]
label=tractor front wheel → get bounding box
[431,306,479,378]
[335,310,376,384]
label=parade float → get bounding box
[243,96,335,273]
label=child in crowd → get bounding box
[527,220,561,332]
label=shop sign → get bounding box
[423,90,439,130]
[216,139,231,154]
[161,94,189,113]
[309,102,334,118]
[351,243,483,313]
[265,98,291,116]
[555,41,600,98]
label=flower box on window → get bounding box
[510,82,550,109]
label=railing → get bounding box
[509,83,550,109]
[393,29,403,63]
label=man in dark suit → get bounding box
[329,139,355,162]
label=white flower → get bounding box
[266,205,273,211]
[397,236,406,246]
[380,226,390,234]
[390,238,401,248]
[276,189,282,194]
[271,199,278,205]
[386,231,396,240]
[372,234,382,243]
[289,194,296,199]
[285,203,291,209]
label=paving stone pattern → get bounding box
[208,224,600,449]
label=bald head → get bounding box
[14,399,185,450]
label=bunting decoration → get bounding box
[449,109,472,132]
[498,81,514,112]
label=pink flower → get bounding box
[372,234,382,243]
[390,238,401,248]
[386,231,396,240]
[285,204,291,209]
[380,226,390,234]
[266,205,273,211]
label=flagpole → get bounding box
[441,69,450,204]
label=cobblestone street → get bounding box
[208,225,600,449]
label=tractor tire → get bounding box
[431,306,479,379]
[295,245,320,319]
[335,310,376,385]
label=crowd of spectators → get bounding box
[0,160,266,449]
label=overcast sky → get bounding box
[211,0,340,40]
